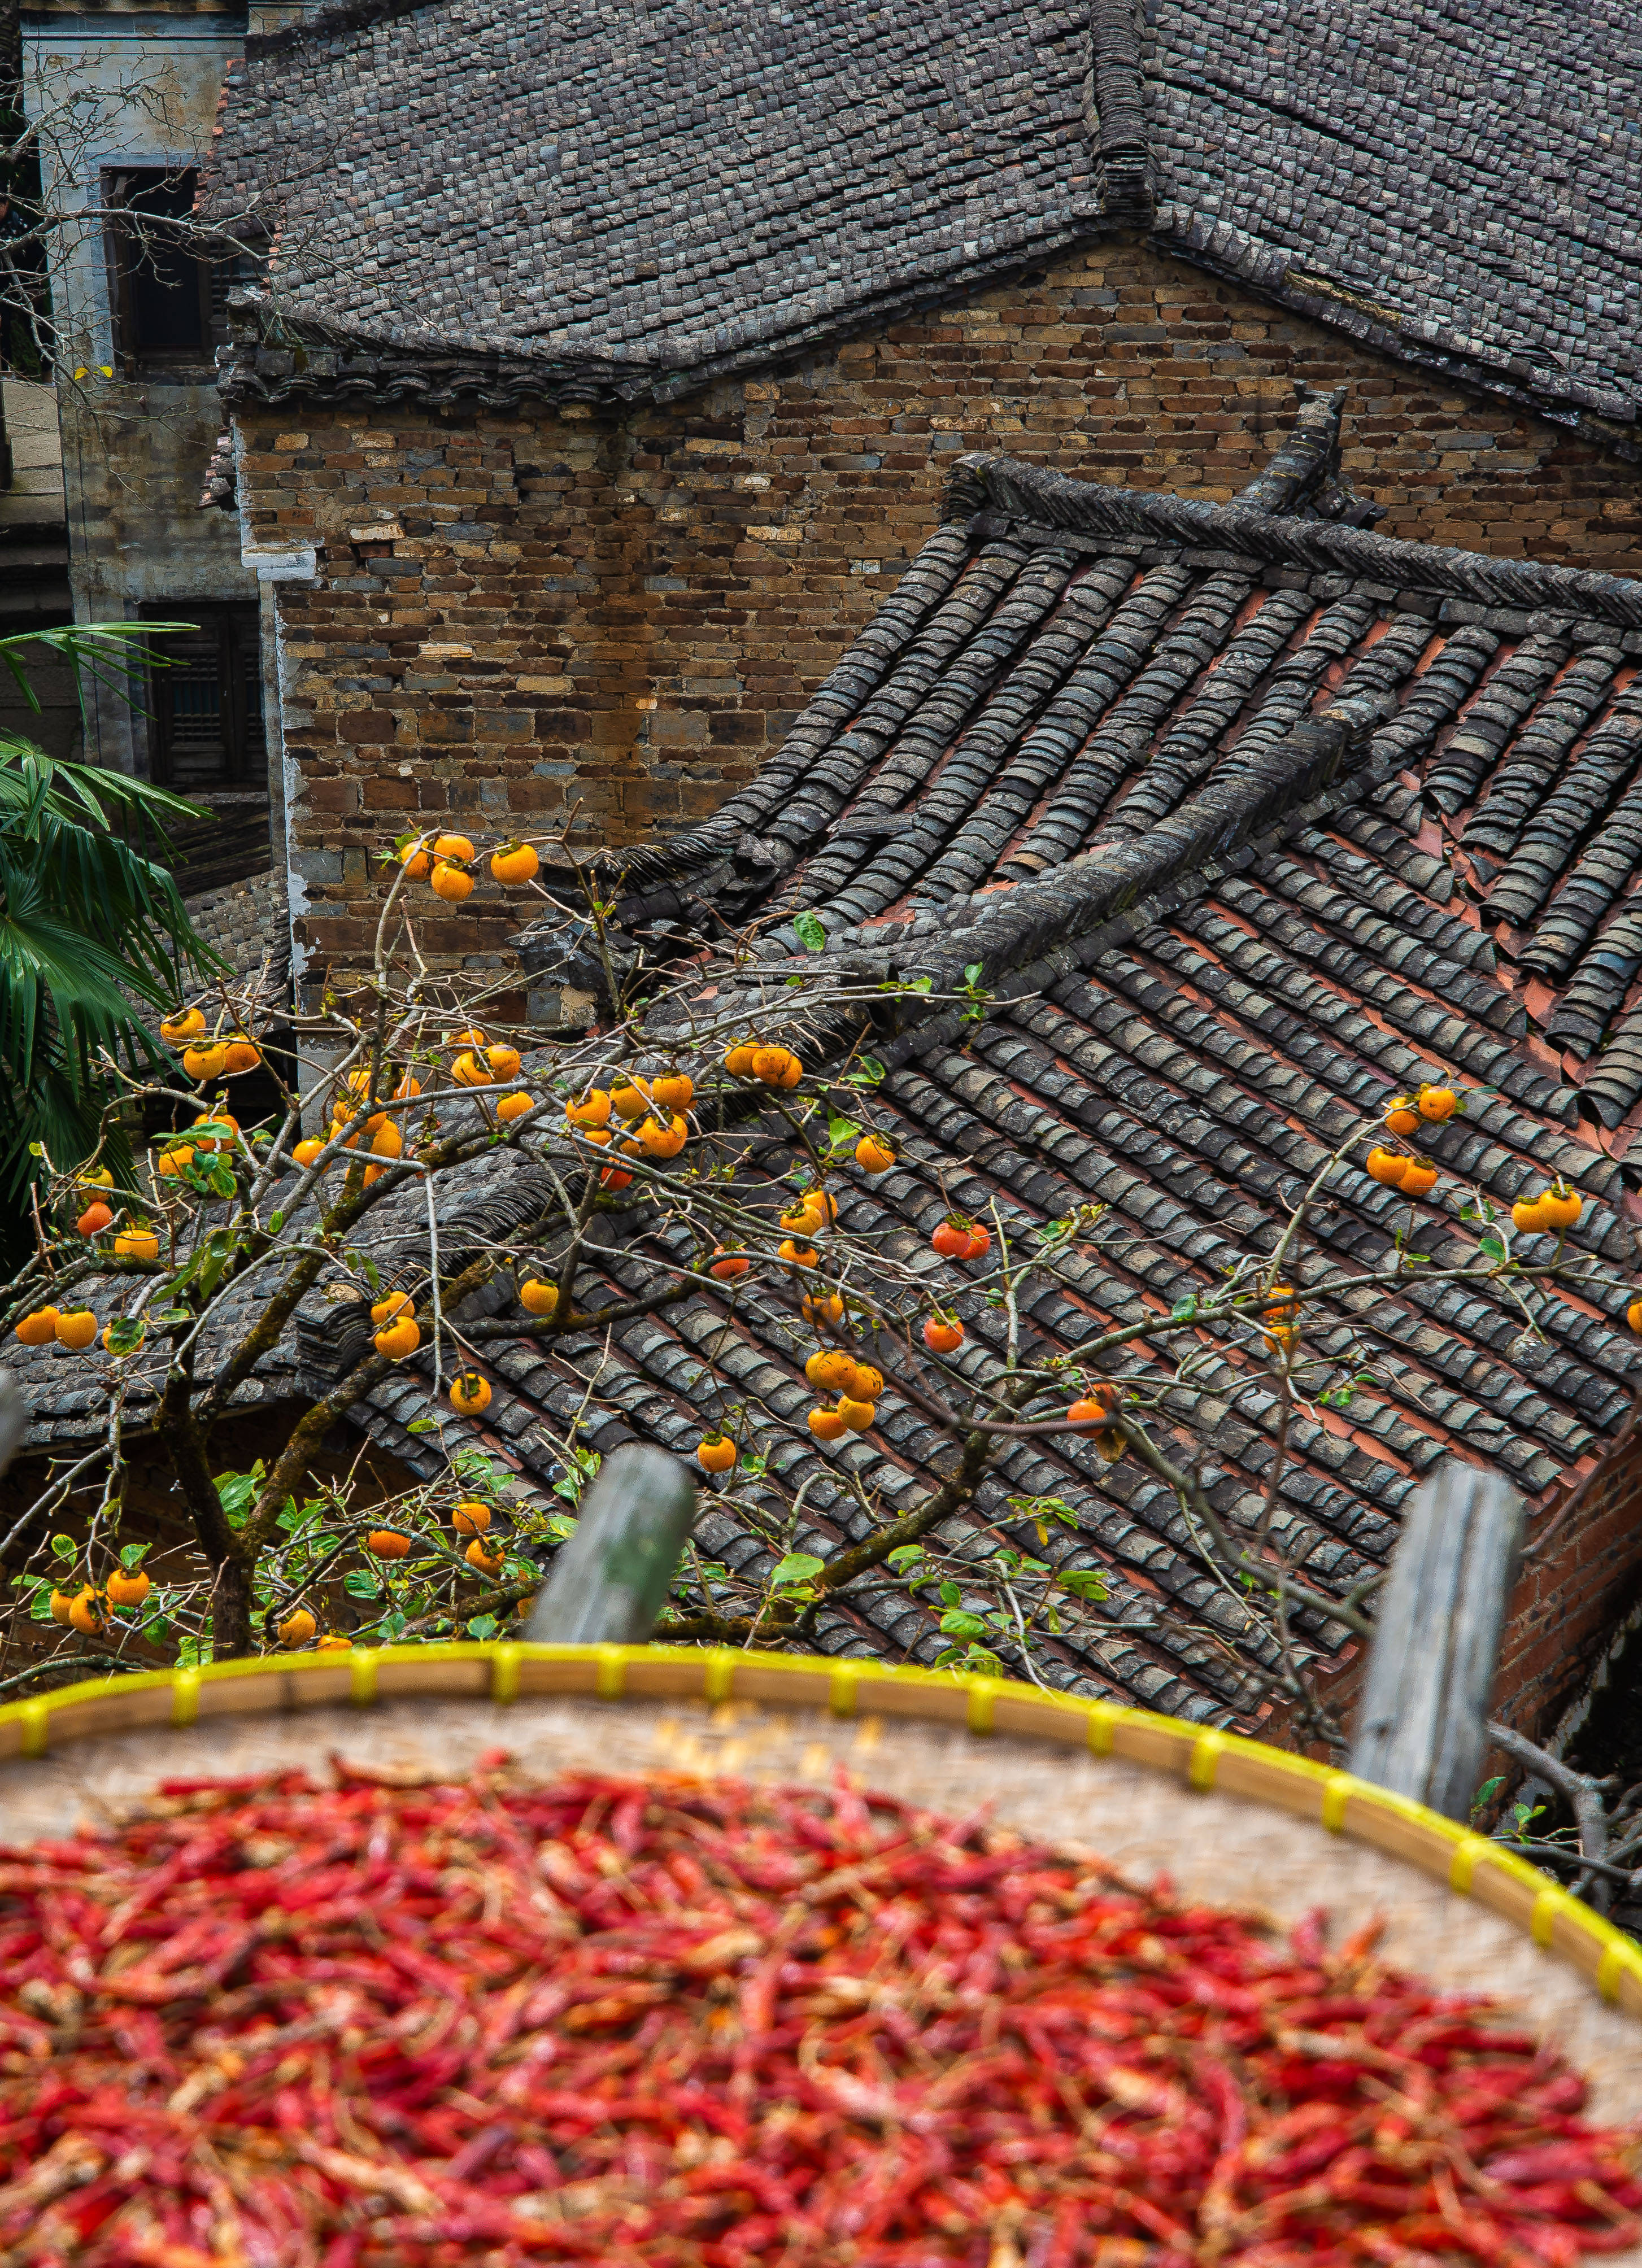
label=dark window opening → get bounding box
[105,168,252,373]
[140,604,265,793]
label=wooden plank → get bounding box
[523,1443,698,1645]
[1349,1459,1523,1820]
[0,1369,23,1481]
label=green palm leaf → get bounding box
[0,623,230,1223]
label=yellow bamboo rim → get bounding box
[4,1643,1638,2018]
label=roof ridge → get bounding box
[1090,0,1153,224]
[948,454,1642,631]
[641,687,1400,1066]
[245,0,439,61]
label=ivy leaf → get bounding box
[793,910,827,953]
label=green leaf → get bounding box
[268,1210,284,1234]
[343,1569,381,1599]
[1005,1494,1079,1529]
[103,1315,146,1357]
[406,1417,437,1436]
[938,1579,961,1607]
[467,1613,499,1640]
[119,1542,149,1571]
[50,1533,76,1559]
[827,1114,863,1149]
[963,963,983,987]
[938,1608,988,1641]
[1478,1235,1507,1263]
[214,1466,262,1523]
[772,1552,825,1587]
[792,910,827,953]
[1170,1295,1199,1320]
[1470,1775,1504,1818]
[855,1057,885,1084]
[886,1545,925,1571]
[1059,1569,1109,1602]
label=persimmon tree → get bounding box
[0,823,1627,1746]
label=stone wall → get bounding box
[184,866,290,987]
[231,233,1642,1011]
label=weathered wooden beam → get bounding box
[524,1442,697,1645]
[1348,1459,1524,1820]
[0,1370,21,1482]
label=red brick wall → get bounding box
[234,233,1642,1006]
[1492,1442,1642,1744]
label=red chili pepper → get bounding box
[0,1765,1637,2265]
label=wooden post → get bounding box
[524,1442,698,1646]
[0,1369,21,1482]
[1349,1460,1523,1820]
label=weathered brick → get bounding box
[236,238,1642,1001]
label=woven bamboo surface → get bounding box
[2,1645,1639,2131]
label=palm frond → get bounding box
[0,627,239,1233]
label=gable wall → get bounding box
[230,233,1642,1015]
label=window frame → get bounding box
[138,603,265,791]
[103,165,221,376]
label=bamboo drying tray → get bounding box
[2,1643,1639,2123]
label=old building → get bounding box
[14,430,1642,1755]
[17,0,277,910]
[198,0,1642,1010]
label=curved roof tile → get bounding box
[204,0,1641,442]
[16,446,1642,1720]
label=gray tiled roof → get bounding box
[1151,0,1642,428]
[210,0,1097,392]
[19,434,1642,1722]
[205,0,1641,442]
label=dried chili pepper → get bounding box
[0,1765,1636,2265]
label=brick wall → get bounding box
[1492,1441,1642,1744]
[232,233,1642,1010]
